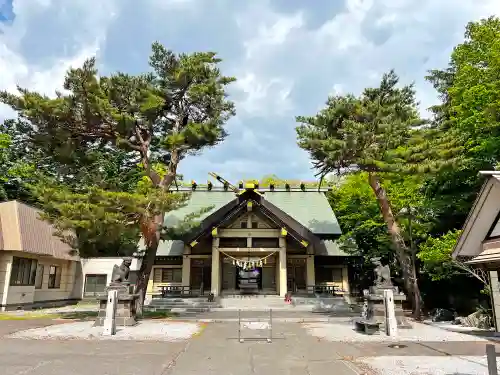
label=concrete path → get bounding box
[163,322,361,375]
[0,320,361,375]
[2,319,500,374]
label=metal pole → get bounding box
[487,344,498,375]
[238,309,243,343]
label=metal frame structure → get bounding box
[237,309,273,343]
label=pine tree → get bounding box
[0,42,236,312]
[296,70,457,319]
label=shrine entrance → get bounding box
[221,252,278,295]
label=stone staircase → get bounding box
[218,295,291,311]
[146,298,221,314]
[145,295,359,317]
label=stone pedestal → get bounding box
[94,283,139,327]
[364,286,411,329]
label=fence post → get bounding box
[238,309,243,343]
[487,344,498,375]
[267,309,272,343]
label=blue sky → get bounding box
[0,0,499,183]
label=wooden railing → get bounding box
[151,285,207,298]
[290,284,346,296]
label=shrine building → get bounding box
[143,181,355,300]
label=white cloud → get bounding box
[232,72,293,117]
[0,0,118,123]
[1,0,499,181]
[242,11,304,59]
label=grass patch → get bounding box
[54,311,98,320]
[142,310,177,320]
[0,309,176,322]
[0,313,56,320]
[76,300,99,307]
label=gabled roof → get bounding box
[183,189,317,246]
[163,188,341,237]
[145,186,344,257]
[0,200,77,260]
[453,172,500,259]
[264,191,341,236]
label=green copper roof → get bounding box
[163,191,236,228]
[263,191,341,235]
[162,189,341,236]
[319,240,350,256]
[145,189,344,256]
[156,240,184,256]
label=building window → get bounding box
[154,268,182,283]
[316,266,344,285]
[84,274,107,297]
[35,264,44,289]
[10,257,38,286]
[251,221,258,229]
[240,221,247,229]
[48,265,62,289]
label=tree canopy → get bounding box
[0,42,237,311]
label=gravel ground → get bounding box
[7,320,202,341]
[2,304,98,316]
[358,355,498,375]
[303,321,489,342]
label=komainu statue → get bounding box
[371,257,393,287]
[111,258,132,284]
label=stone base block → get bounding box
[94,293,139,327]
[366,298,411,329]
[94,316,137,327]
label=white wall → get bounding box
[80,257,142,297]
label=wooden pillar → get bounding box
[211,238,220,296]
[182,257,191,288]
[306,244,315,290]
[278,237,287,297]
[490,270,500,332]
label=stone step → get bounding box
[146,307,212,313]
[148,300,219,306]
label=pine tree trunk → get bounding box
[133,161,178,315]
[367,172,422,320]
[134,213,163,316]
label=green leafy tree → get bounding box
[330,172,432,288]
[295,71,454,319]
[418,230,489,291]
[0,42,236,312]
[423,17,500,236]
[448,16,500,163]
[419,230,488,284]
[0,130,37,202]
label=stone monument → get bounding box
[358,257,410,330]
[94,257,139,327]
[383,288,398,337]
[102,289,118,336]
